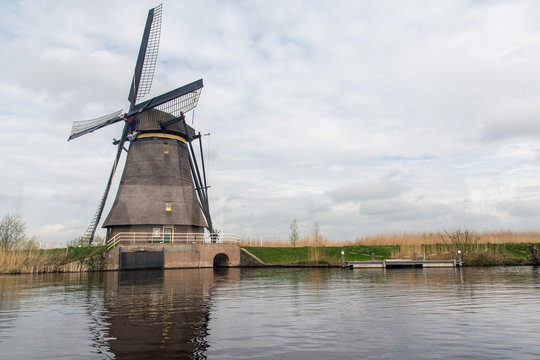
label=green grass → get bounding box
[467,242,537,266]
[35,246,107,263]
[243,245,396,265]
[243,246,309,264]
[243,243,539,266]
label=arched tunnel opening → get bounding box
[213,253,229,268]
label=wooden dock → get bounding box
[344,259,461,269]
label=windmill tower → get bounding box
[69,4,213,243]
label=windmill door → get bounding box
[163,227,173,243]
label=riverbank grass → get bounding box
[243,230,539,266]
[243,245,395,265]
[244,243,537,266]
[0,246,106,274]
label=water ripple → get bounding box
[1,267,540,359]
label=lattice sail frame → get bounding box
[70,110,123,139]
[139,88,202,124]
[152,88,202,120]
[67,4,211,243]
[69,83,202,139]
[135,3,162,103]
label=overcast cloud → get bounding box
[1,0,540,246]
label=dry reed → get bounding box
[240,236,354,248]
[241,230,540,248]
[356,230,540,245]
[359,230,540,261]
[307,230,329,264]
[0,250,66,274]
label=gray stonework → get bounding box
[240,248,265,266]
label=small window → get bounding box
[163,142,169,154]
[165,202,172,212]
[153,228,160,237]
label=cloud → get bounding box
[2,0,540,245]
[35,222,83,246]
[483,117,540,142]
[507,198,540,219]
[327,181,410,204]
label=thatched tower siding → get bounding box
[103,135,207,239]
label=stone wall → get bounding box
[106,246,121,271]
[164,244,200,268]
[106,243,241,270]
[240,248,265,266]
[194,243,240,267]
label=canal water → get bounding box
[1,267,539,359]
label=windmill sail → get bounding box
[68,110,124,141]
[75,4,163,243]
[70,4,164,142]
[128,4,162,106]
[69,4,211,245]
[81,123,130,242]
[132,79,203,117]
[69,79,203,142]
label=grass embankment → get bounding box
[0,246,107,274]
[243,230,540,266]
[244,245,393,265]
[244,243,538,266]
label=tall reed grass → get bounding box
[241,234,346,248]
[0,250,65,274]
[307,227,329,264]
[240,230,539,265]
[0,246,106,274]
[364,230,537,265]
[356,230,540,245]
[241,230,540,247]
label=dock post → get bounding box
[457,250,463,267]
[382,259,386,268]
[341,250,345,267]
[371,253,375,260]
[529,244,538,265]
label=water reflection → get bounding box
[103,268,239,359]
[1,267,540,359]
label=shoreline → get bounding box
[1,242,539,274]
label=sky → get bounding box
[1,0,540,247]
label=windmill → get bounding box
[68,4,213,244]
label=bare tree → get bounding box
[0,214,26,251]
[289,219,299,247]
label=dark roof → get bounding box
[136,108,196,137]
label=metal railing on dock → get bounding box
[106,232,243,250]
[340,249,463,269]
[343,259,461,269]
